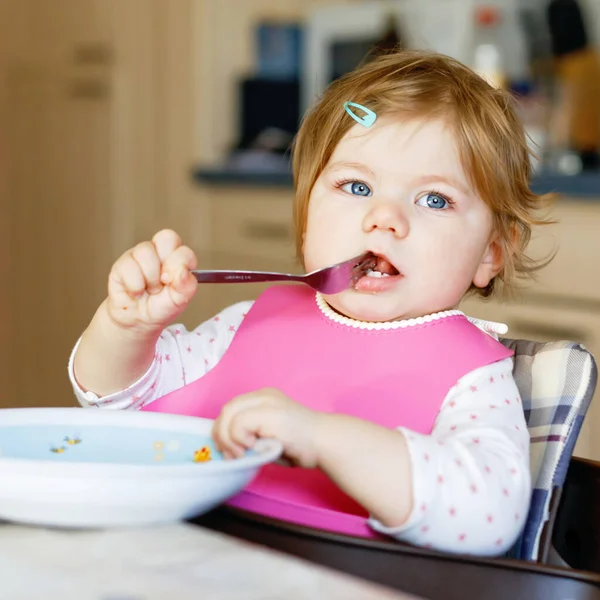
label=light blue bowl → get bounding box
[0,423,225,465]
[0,407,282,528]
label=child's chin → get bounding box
[329,295,410,324]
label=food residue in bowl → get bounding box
[193,446,212,462]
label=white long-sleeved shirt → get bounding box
[68,299,531,556]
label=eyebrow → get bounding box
[324,161,376,178]
[325,163,472,195]
[413,174,471,196]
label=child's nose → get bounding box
[362,202,410,238]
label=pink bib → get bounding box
[143,286,512,537]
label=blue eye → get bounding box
[341,181,372,197]
[417,192,450,210]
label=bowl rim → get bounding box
[0,407,283,477]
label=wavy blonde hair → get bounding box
[292,50,554,298]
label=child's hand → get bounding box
[212,388,320,468]
[106,229,198,334]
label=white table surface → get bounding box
[0,521,419,600]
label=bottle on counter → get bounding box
[546,0,600,171]
[471,4,507,89]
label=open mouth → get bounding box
[362,252,401,278]
[353,252,402,293]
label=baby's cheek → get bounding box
[434,267,474,304]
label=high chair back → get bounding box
[501,338,598,562]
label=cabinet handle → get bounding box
[72,43,113,65]
[241,221,292,241]
[510,319,588,343]
[66,79,109,99]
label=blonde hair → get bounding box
[291,50,554,298]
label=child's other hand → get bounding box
[212,388,320,468]
[106,229,198,333]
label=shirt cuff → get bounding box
[68,337,159,409]
[368,427,439,536]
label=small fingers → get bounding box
[229,413,259,453]
[160,245,198,306]
[152,229,182,262]
[213,395,264,459]
[213,411,247,459]
[131,241,162,294]
[160,245,198,285]
[111,252,147,299]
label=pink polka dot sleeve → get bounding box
[368,357,531,556]
[68,301,254,409]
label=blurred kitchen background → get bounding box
[1,0,600,457]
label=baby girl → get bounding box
[70,51,552,556]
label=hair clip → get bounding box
[343,101,377,128]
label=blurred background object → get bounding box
[301,0,530,111]
[546,0,600,171]
[1,0,600,460]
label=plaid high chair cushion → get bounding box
[500,338,598,562]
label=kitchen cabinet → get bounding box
[1,0,199,408]
[3,0,115,408]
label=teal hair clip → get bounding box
[343,101,377,128]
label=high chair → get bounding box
[504,338,597,563]
[195,338,599,600]
[553,455,600,574]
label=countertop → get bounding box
[192,166,600,198]
[0,521,416,600]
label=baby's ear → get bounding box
[472,233,505,289]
